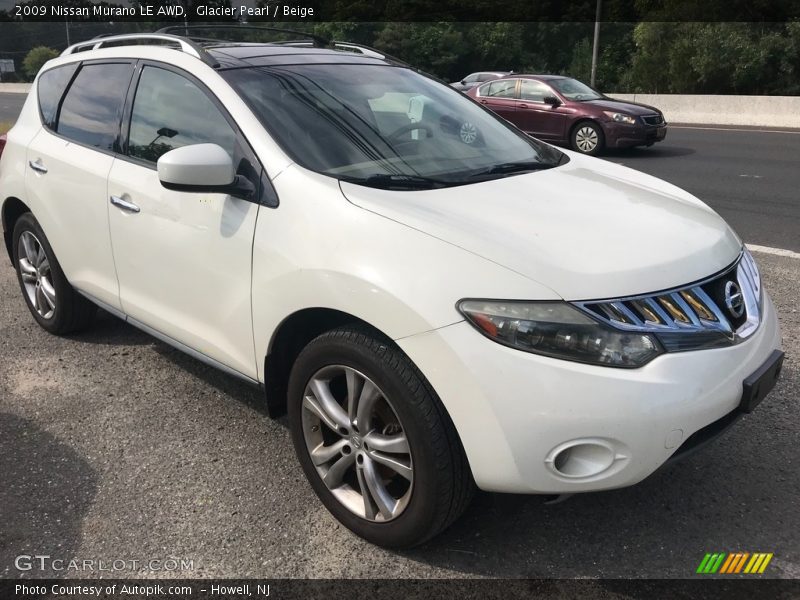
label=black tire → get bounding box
[570,120,605,155]
[288,325,474,548]
[12,212,96,334]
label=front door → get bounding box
[107,64,261,379]
[515,80,568,140]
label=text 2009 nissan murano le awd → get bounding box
[0,31,783,548]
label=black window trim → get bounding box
[119,59,277,208]
[36,62,79,132]
[38,58,136,160]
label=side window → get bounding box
[482,79,517,99]
[57,63,133,151]
[477,73,494,82]
[519,80,551,103]
[37,63,78,130]
[127,66,236,164]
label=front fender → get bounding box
[250,166,559,382]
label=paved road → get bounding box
[0,92,25,125]
[605,126,800,252]
[2,92,798,251]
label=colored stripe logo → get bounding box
[697,552,773,574]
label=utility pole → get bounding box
[590,0,601,87]
[65,18,71,46]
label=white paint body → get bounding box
[0,46,782,494]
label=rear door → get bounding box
[107,63,262,379]
[515,79,568,140]
[475,79,518,123]
[25,61,135,310]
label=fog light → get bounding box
[546,439,627,479]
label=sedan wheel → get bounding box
[301,365,413,522]
[571,122,604,155]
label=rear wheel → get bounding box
[570,121,604,155]
[12,213,95,334]
[288,325,474,548]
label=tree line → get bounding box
[2,20,800,95]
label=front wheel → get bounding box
[288,326,474,548]
[570,121,604,155]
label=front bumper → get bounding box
[604,121,667,148]
[397,293,781,494]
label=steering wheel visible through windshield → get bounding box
[223,64,565,189]
[549,77,604,102]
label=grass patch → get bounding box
[0,121,13,135]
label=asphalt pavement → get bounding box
[604,126,800,252]
[0,95,798,580]
[0,92,25,125]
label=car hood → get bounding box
[339,152,741,300]
[584,98,662,116]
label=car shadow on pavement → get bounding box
[70,309,152,347]
[151,340,268,418]
[0,413,98,578]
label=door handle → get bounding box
[110,195,140,214]
[28,160,48,174]
[518,103,531,109]
[479,99,488,104]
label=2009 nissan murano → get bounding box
[0,30,783,548]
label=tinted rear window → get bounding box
[57,62,133,151]
[37,64,78,129]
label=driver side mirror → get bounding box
[544,95,561,106]
[157,143,254,199]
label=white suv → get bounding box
[0,31,783,548]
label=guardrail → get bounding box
[0,83,31,93]
[610,93,800,129]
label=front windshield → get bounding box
[223,64,565,189]
[549,78,603,101]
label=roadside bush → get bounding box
[22,46,59,80]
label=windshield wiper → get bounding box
[469,161,558,178]
[345,173,450,190]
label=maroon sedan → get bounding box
[466,74,667,155]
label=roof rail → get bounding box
[284,40,409,66]
[156,25,330,48]
[61,33,220,68]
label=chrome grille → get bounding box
[642,114,665,126]
[574,250,763,351]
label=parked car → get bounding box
[0,32,782,548]
[467,74,667,155]
[450,71,510,92]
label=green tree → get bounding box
[22,46,59,80]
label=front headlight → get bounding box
[458,300,663,368]
[603,111,637,125]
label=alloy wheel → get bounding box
[18,230,56,319]
[575,126,599,153]
[301,365,413,522]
